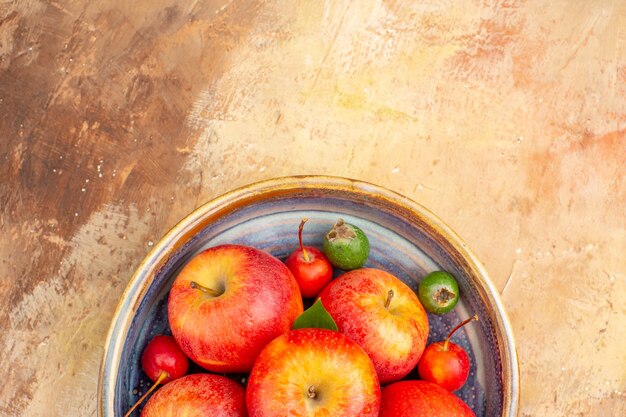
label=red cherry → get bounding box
[141,335,189,383]
[285,218,333,298]
[124,335,189,417]
[417,315,478,391]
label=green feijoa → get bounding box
[418,271,460,315]
[322,219,369,270]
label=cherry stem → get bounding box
[298,218,310,262]
[385,289,394,309]
[307,385,317,399]
[123,371,168,417]
[443,315,479,351]
[190,281,221,297]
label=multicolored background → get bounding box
[1,1,624,416]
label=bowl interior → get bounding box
[101,179,515,417]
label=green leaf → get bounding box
[292,299,338,331]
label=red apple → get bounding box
[417,315,478,391]
[168,244,303,373]
[140,373,247,417]
[379,380,476,417]
[246,328,381,417]
[318,268,429,384]
[284,218,333,298]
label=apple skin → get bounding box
[379,380,476,417]
[417,340,471,391]
[284,246,333,298]
[318,268,429,384]
[168,244,303,373]
[246,328,381,417]
[140,373,247,417]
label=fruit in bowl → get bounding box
[246,328,380,417]
[122,335,190,417]
[167,244,303,373]
[418,270,460,315]
[284,218,334,298]
[139,373,247,417]
[99,176,519,417]
[322,218,370,270]
[380,380,476,417]
[418,315,479,391]
[318,268,429,384]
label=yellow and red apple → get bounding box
[140,373,247,417]
[380,380,476,417]
[319,268,429,384]
[167,244,303,373]
[246,328,381,417]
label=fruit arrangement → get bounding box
[125,218,480,417]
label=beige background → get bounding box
[1,0,625,416]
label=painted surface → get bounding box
[0,0,624,416]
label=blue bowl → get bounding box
[98,176,519,417]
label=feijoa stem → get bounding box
[443,315,479,350]
[299,218,310,262]
[385,289,394,309]
[327,218,356,241]
[190,281,222,297]
[123,371,168,417]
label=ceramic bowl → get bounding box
[98,175,519,417]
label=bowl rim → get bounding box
[98,174,519,417]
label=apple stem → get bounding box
[307,385,317,399]
[443,315,479,351]
[299,218,310,262]
[123,371,168,417]
[384,289,394,309]
[190,281,221,297]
